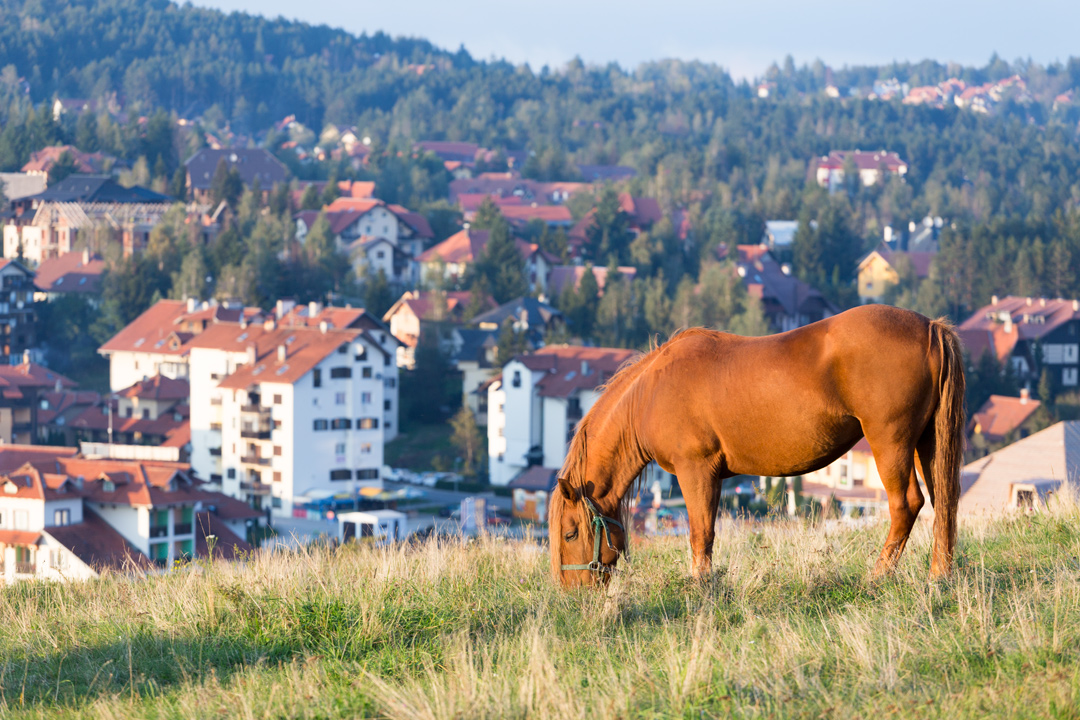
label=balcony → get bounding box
[15,562,34,575]
[210,397,222,406]
[173,523,193,535]
[240,428,272,440]
[209,447,222,457]
[241,404,270,415]
[240,454,271,466]
[150,526,168,538]
[240,481,273,495]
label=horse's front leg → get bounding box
[676,464,722,579]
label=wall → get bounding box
[107,350,189,392]
[90,503,148,555]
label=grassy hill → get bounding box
[3,498,1080,719]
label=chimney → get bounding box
[186,297,196,313]
[1026,297,1033,306]
[276,298,296,319]
[240,316,247,329]
[246,345,257,365]
[54,378,62,392]
[991,295,998,305]
[82,247,90,265]
[1040,298,1047,307]
[1074,300,1079,312]
[1020,387,1030,404]
[1003,315,1013,334]
[264,317,276,331]
[308,300,320,318]
[277,345,287,363]
[319,320,329,334]
[21,349,30,365]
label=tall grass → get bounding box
[3,493,1080,719]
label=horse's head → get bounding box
[550,476,627,587]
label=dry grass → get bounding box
[4,493,1080,718]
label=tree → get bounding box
[450,406,484,477]
[210,158,243,208]
[299,183,320,211]
[401,332,454,425]
[584,187,632,264]
[558,264,600,340]
[361,267,394,318]
[495,318,528,367]
[47,151,80,184]
[473,220,526,303]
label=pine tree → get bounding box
[450,406,484,476]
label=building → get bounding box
[184,148,289,203]
[68,375,190,456]
[20,146,117,179]
[417,227,556,291]
[0,259,37,364]
[856,247,934,304]
[487,345,636,487]
[792,438,890,517]
[969,390,1042,448]
[960,421,1079,514]
[0,172,46,202]
[383,290,491,368]
[0,361,77,444]
[449,327,498,423]
[957,296,1080,385]
[449,173,588,206]
[0,446,261,583]
[32,249,106,301]
[508,465,556,522]
[734,245,837,332]
[37,388,101,446]
[814,150,908,191]
[471,296,563,345]
[186,314,397,515]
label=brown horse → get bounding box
[549,304,965,587]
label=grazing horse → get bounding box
[549,305,965,587]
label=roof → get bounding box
[971,394,1042,441]
[0,530,42,546]
[547,265,637,298]
[415,141,480,162]
[958,297,1080,362]
[184,148,289,190]
[118,374,190,402]
[98,299,263,357]
[618,194,663,225]
[734,245,837,318]
[498,204,573,225]
[859,247,935,279]
[33,251,106,293]
[69,405,188,438]
[195,512,253,559]
[509,466,558,491]
[472,297,562,329]
[0,461,81,501]
[417,228,489,264]
[513,345,638,398]
[0,444,79,474]
[385,290,489,326]
[46,509,154,573]
[20,146,114,175]
[0,363,77,398]
[0,172,47,200]
[25,175,169,204]
[451,327,498,365]
[387,204,434,238]
[187,322,365,389]
[960,421,1080,514]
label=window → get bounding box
[273,445,282,456]
[337,344,348,354]
[362,367,373,378]
[384,354,390,366]
[357,468,379,480]
[313,419,329,431]
[355,346,367,361]
[227,468,236,479]
[273,394,282,405]
[384,400,391,411]
[360,442,372,454]
[385,377,396,388]
[361,392,372,404]
[272,496,282,508]
[273,471,282,482]
[330,469,352,481]
[331,367,352,379]
[335,442,346,455]
[0,510,3,527]
[313,369,322,387]
[335,392,346,405]
[512,370,522,388]
[358,417,379,430]
[331,418,352,430]
[1065,368,1079,387]
[376,250,385,259]
[142,409,150,420]
[53,509,70,526]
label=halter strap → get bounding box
[561,495,627,578]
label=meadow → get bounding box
[2,496,1080,719]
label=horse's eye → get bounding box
[564,530,578,541]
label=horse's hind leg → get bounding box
[868,439,924,579]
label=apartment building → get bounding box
[0,259,38,365]
[187,315,396,516]
[0,446,258,583]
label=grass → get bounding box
[3,498,1080,719]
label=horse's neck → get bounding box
[587,415,651,511]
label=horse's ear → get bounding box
[557,475,576,501]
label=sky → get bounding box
[191,0,1080,80]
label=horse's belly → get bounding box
[720,414,862,477]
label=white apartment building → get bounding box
[187,316,397,517]
[488,345,639,487]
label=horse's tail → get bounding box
[929,318,965,577]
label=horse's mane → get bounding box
[549,329,716,579]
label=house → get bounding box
[37,388,101,446]
[546,265,637,300]
[487,345,636,486]
[567,193,663,257]
[0,259,38,364]
[449,327,499,423]
[4,200,174,263]
[734,245,837,332]
[959,421,1079,514]
[32,249,106,301]
[449,173,588,206]
[856,247,935,304]
[0,361,77,444]
[21,146,117,179]
[497,204,574,230]
[791,438,890,517]
[471,297,563,345]
[814,150,907,191]
[508,465,556,521]
[969,390,1042,448]
[185,315,397,515]
[957,296,1080,385]
[184,148,289,203]
[417,228,490,283]
[383,290,491,368]
[415,141,481,166]
[0,446,262,582]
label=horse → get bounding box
[549,304,965,587]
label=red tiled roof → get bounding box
[499,204,573,224]
[118,374,189,401]
[45,509,154,573]
[816,150,907,172]
[0,363,76,397]
[509,466,557,491]
[971,394,1042,442]
[21,145,112,175]
[958,296,1080,361]
[387,204,434,238]
[323,197,384,214]
[162,421,191,448]
[98,299,263,356]
[33,251,106,294]
[69,405,188,436]
[0,530,42,546]
[417,228,489,264]
[0,445,79,474]
[515,345,638,398]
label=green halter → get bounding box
[560,495,627,578]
